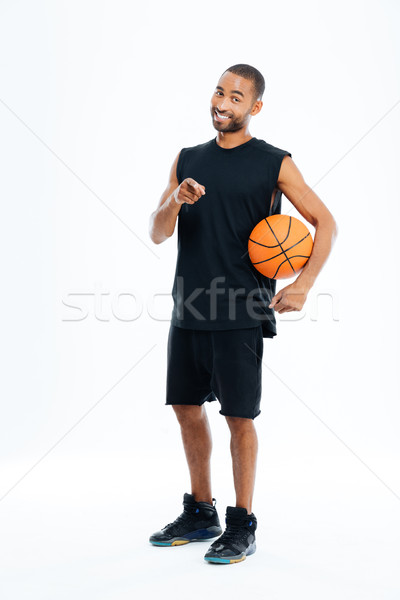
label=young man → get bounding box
[148,64,338,564]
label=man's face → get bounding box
[210,71,262,132]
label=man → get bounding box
[148,64,338,564]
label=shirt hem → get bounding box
[171,316,277,338]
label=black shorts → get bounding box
[165,324,264,420]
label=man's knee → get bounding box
[225,415,255,432]
[172,404,204,425]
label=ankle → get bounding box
[193,493,213,505]
[236,504,252,514]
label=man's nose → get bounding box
[217,98,229,111]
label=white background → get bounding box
[0,0,399,598]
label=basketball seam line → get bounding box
[250,233,311,263]
[264,217,295,274]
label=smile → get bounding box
[214,109,231,122]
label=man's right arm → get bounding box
[148,151,206,245]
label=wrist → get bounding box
[168,191,182,209]
[294,271,315,292]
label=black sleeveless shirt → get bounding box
[170,136,292,338]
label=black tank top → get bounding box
[170,136,292,338]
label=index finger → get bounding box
[185,178,206,195]
[185,178,199,189]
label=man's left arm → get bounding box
[269,156,339,314]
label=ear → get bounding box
[251,100,263,116]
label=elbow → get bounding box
[315,211,339,240]
[148,216,159,244]
[148,224,169,245]
[149,233,160,245]
[148,212,174,244]
[149,229,164,245]
[148,213,160,244]
[152,236,167,245]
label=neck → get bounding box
[215,129,253,149]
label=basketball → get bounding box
[248,214,314,280]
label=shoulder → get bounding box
[176,140,213,183]
[179,139,214,154]
[252,137,292,159]
[177,139,214,169]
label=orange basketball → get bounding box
[248,214,314,280]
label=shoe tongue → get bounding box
[226,506,249,518]
[183,492,196,504]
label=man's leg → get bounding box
[172,404,213,505]
[225,416,258,514]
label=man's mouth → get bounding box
[214,109,231,122]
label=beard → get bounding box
[210,106,251,132]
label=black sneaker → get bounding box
[204,506,257,563]
[149,493,223,546]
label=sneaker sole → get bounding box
[150,526,223,546]
[204,542,256,564]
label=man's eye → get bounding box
[233,98,240,102]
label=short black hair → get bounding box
[222,64,265,104]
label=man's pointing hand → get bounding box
[173,177,206,205]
